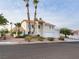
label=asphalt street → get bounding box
[0,42,79,59]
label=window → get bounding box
[49,25,51,29]
[32,25,34,28]
[52,26,54,29]
[45,24,47,26]
[38,25,40,29]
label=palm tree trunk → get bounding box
[3,25,6,40]
[26,3,31,35]
[33,7,37,34]
[65,34,67,38]
[10,22,12,36]
[17,27,19,37]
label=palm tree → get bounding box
[24,0,31,35]
[33,0,39,34]
[15,23,21,37]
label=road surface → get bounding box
[0,42,79,59]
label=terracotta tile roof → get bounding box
[38,20,45,23]
[21,20,36,24]
[73,30,79,33]
[21,19,55,26]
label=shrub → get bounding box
[0,30,5,37]
[5,29,9,33]
[12,32,16,34]
[25,35,33,42]
[33,35,45,41]
[11,32,16,36]
[17,34,27,38]
[35,35,45,41]
[25,35,45,42]
[12,31,23,38]
[38,36,45,41]
[47,37,54,41]
[59,36,64,40]
[18,31,22,35]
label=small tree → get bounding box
[0,14,8,39]
[60,28,72,38]
[0,14,8,25]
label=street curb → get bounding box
[0,41,64,45]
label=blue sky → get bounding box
[0,0,79,29]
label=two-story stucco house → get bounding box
[21,19,60,38]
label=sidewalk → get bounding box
[0,38,64,45]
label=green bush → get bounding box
[33,35,45,41]
[5,29,9,33]
[0,30,6,36]
[24,35,45,42]
[17,31,22,36]
[11,32,16,36]
[32,35,40,38]
[12,31,23,37]
[25,35,33,42]
[17,34,27,38]
[59,36,64,40]
[47,37,54,41]
[38,36,45,41]
[12,31,16,34]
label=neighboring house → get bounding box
[12,26,25,37]
[12,26,25,32]
[65,30,79,42]
[21,19,60,38]
[73,30,79,35]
